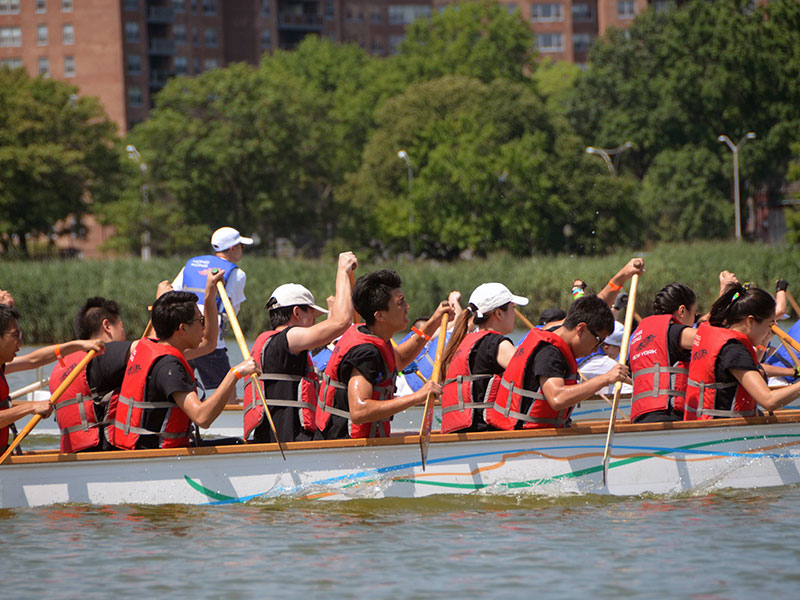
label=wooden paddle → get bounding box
[602,265,640,486]
[786,290,800,319]
[419,313,449,470]
[0,350,96,464]
[514,308,536,331]
[771,324,800,357]
[215,278,286,460]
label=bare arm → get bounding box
[184,269,224,361]
[733,368,800,412]
[496,339,516,370]
[761,363,795,378]
[347,368,440,425]
[679,327,697,351]
[597,258,644,306]
[394,301,454,369]
[540,364,631,411]
[287,252,358,353]
[0,401,52,428]
[172,357,259,428]
[6,339,105,374]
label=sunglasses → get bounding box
[185,316,205,327]
[586,325,603,347]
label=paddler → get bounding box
[684,283,800,420]
[0,303,104,455]
[315,269,454,440]
[486,295,630,430]
[438,283,527,433]
[172,226,254,394]
[244,251,358,444]
[106,272,259,450]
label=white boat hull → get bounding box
[3,413,800,508]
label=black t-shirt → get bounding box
[517,343,569,421]
[713,340,760,412]
[137,355,195,449]
[467,333,511,429]
[667,322,691,364]
[253,327,313,444]
[321,326,393,440]
[86,341,132,397]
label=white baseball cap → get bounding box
[267,283,328,315]
[468,282,529,318]
[604,321,624,347]
[211,227,254,252]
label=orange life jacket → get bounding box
[51,350,108,453]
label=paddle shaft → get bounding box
[215,281,286,459]
[786,290,800,318]
[772,324,800,355]
[1,350,97,464]
[779,338,800,368]
[602,272,639,483]
[514,308,536,331]
[418,313,449,469]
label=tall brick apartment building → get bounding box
[1,0,681,133]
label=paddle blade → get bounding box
[418,313,449,471]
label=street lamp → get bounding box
[125,144,151,261]
[397,149,414,255]
[585,141,633,176]
[717,131,756,241]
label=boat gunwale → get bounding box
[6,410,800,466]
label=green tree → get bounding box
[0,67,122,253]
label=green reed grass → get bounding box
[3,241,800,342]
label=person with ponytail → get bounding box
[684,284,800,420]
[629,283,698,423]
[438,283,526,433]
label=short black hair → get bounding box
[74,297,122,339]
[352,269,402,326]
[563,295,614,336]
[0,304,20,335]
[151,291,198,339]
[266,302,312,330]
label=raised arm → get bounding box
[394,301,454,370]
[184,268,224,361]
[597,258,645,307]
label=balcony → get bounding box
[149,38,175,55]
[277,12,323,30]
[147,6,175,24]
[149,69,174,88]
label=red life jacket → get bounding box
[107,338,194,450]
[684,323,759,420]
[0,369,10,449]
[630,315,690,421]
[243,329,319,440]
[315,324,397,438]
[50,350,108,453]
[485,329,578,430]
[440,330,502,434]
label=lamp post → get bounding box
[397,149,414,255]
[717,132,756,241]
[585,141,633,176]
[125,144,151,261]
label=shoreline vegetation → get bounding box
[4,241,800,343]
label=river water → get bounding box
[5,334,800,598]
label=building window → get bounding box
[388,5,432,25]
[126,53,141,74]
[261,29,271,48]
[191,0,197,13]
[370,39,382,54]
[35,0,46,13]
[124,0,138,9]
[173,0,185,11]
[38,56,49,75]
[530,3,563,22]
[191,26,198,44]
[203,58,218,70]
[572,2,593,21]
[0,57,23,68]
[174,55,188,74]
[62,23,74,45]
[174,23,187,43]
[64,55,75,77]
[204,27,217,46]
[261,0,270,16]
[128,86,143,106]
[535,32,563,52]
[0,26,22,47]
[202,0,216,15]
[506,3,517,14]
[62,0,72,11]
[652,0,673,13]
[0,0,20,15]
[617,0,636,18]
[573,32,593,52]
[193,57,199,73]
[37,24,48,45]
[125,22,139,42]
[324,0,334,18]
[389,34,404,52]
[370,9,381,23]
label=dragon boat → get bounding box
[3,411,800,508]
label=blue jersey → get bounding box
[181,255,237,312]
[399,329,453,392]
[765,321,800,381]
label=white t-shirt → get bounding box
[579,353,632,396]
[172,265,247,350]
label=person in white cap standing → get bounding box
[172,226,254,394]
[244,252,358,443]
[438,283,527,434]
